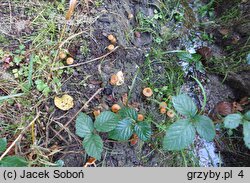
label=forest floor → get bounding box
[0,0,249,167]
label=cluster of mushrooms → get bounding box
[59,50,74,65]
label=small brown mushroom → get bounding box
[160,107,167,114]
[66,57,74,65]
[110,74,118,85]
[142,87,153,97]
[93,110,101,117]
[111,104,121,113]
[159,102,167,109]
[59,51,67,59]
[137,114,144,121]
[167,110,175,118]
[107,44,115,52]
[110,38,117,44]
[108,34,115,41]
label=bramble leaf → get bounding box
[118,108,138,121]
[163,119,195,151]
[94,111,119,132]
[134,122,152,141]
[0,156,28,167]
[224,114,242,129]
[83,134,103,160]
[0,138,7,153]
[194,115,215,141]
[76,112,94,138]
[243,121,250,149]
[172,94,197,117]
[244,111,250,121]
[108,118,134,141]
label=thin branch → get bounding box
[59,30,87,49]
[47,88,104,144]
[51,46,120,71]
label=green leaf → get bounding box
[243,121,250,149]
[118,108,138,121]
[172,94,197,117]
[194,115,215,141]
[0,138,7,153]
[94,111,119,132]
[75,112,94,138]
[134,122,152,141]
[224,114,242,129]
[163,119,195,151]
[177,52,201,63]
[0,156,28,167]
[83,134,103,160]
[244,111,250,121]
[108,118,134,140]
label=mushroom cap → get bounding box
[159,102,167,108]
[66,57,74,65]
[160,107,167,114]
[110,74,119,85]
[111,104,121,113]
[110,38,117,44]
[93,110,101,117]
[137,114,144,121]
[108,35,115,41]
[59,51,67,59]
[167,110,175,118]
[107,44,115,51]
[142,87,153,97]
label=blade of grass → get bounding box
[0,93,24,101]
[191,76,207,113]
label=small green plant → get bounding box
[177,51,204,72]
[198,0,215,18]
[201,32,214,43]
[35,79,51,96]
[163,94,216,151]
[223,111,250,149]
[0,138,28,167]
[75,107,152,160]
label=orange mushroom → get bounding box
[107,44,115,52]
[111,104,121,113]
[66,57,74,65]
[160,107,167,114]
[108,34,115,41]
[93,110,101,117]
[110,74,119,85]
[137,114,144,121]
[110,38,117,44]
[159,102,167,108]
[59,51,67,59]
[142,87,153,97]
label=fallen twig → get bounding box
[47,88,104,144]
[59,30,87,49]
[51,46,120,71]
